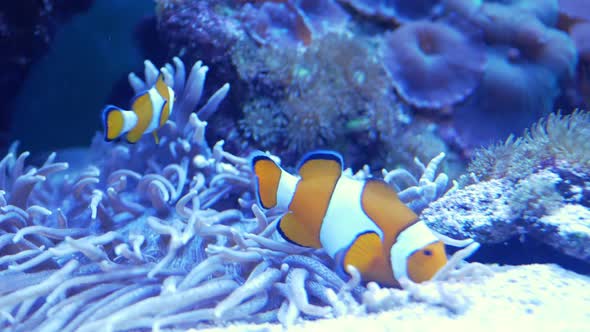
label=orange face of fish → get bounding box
[406,241,447,283]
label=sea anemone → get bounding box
[0,57,483,330]
[380,20,486,109]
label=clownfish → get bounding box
[251,150,448,286]
[102,73,175,144]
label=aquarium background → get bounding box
[0,0,589,331]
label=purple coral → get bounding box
[155,0,241,62]
[437,0,578,151]
[292,0,349,37]
[380,20,486,109]
[241,2,308,46]
[240,0,348,46]
[558,0,590,23]
[338,0,444,23]
[570,22,590,61]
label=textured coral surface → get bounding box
[422,111,590,263]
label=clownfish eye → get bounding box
[423,249,433,256]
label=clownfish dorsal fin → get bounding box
[297,150,343,180]
[342,231,382,276]
[277,212,322,248]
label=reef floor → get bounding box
[197,264,590,331]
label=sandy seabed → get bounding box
[196,264,590,332]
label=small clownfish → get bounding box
[102,74,175,144]
[251,150,448,286]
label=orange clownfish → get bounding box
[102,73,175,144]
[251,150,448,286]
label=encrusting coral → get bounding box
[0,58,487,330]
[421,110,590,264]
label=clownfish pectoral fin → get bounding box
[102,105,124,141]
[251,152,283,209]
[297,150,343,180]
[340,231,382,277]
[152,130,160,144]
[277,212,322,248]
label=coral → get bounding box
[420,179,518,243]
[239,0,348,46]
[511,169,564,220]
[0,58,482,330]
[239,97,287,147]
[155,0,241,64]
[380,20,486,109]
[294,0,349,38]
[443,0,578,150]
[570,23,590,61]
[537,204,590,261]
[241,2,308,46]
[422,169,590,263]
[557,0,590,109]
[338,0,444,23]
[467,110,590,182]
[234,32,403,166]
[558,0,590,23]
[421,111,590,264]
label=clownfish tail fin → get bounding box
[102,105,126,141]
[250,151,283,209]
